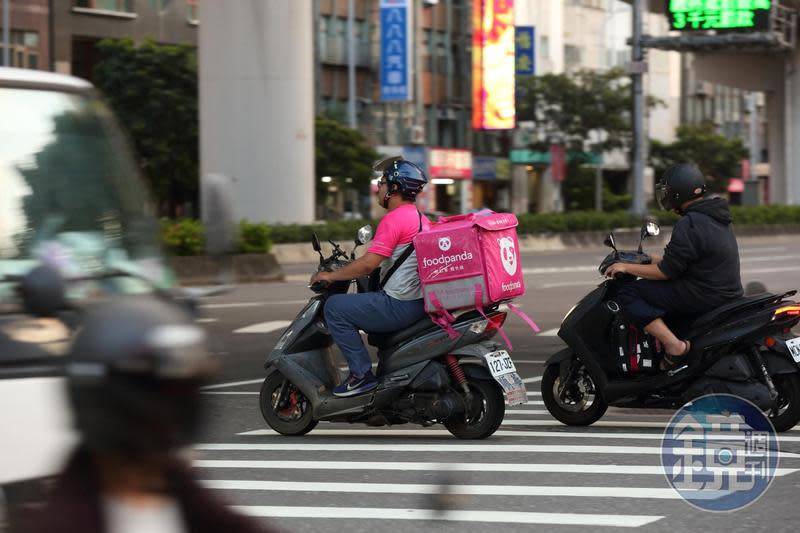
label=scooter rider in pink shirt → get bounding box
[311,157,431,397]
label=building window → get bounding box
[540,35,549,60]
[565,45,582,68]
[187,0,198,23]
[74,0,134,13]
[0,31,39,69]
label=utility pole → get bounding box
[2,0,9,68]
[630,0,646,216]
[347,0,357,129]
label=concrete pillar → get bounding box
[511,165,529,215]
[199,0,315,224]
[766,88,785,205]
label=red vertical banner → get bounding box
[741,158,751,179]
[550,144,566,183]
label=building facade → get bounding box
[0,0,50,70]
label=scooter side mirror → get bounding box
[645,221,660,237]
[311,233,322,252]
[604,233,617,252]
[355,225,373,246]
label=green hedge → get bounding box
[160,206,800,251]
[161,218,273,256]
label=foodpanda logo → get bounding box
[422,251,473,268]
[438,237,451,251]
[499,236,517,276]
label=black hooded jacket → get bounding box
[657,197,743,312]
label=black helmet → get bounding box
[66,298,218,455]
[656,163,707,212]
[373,156,428,208]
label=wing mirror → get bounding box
[637,221,660,253]
[604,232,617,252]
[355,225,373,246]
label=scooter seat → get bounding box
[367,317,438,349]
[672,292,780,339]
[366,310,485,349]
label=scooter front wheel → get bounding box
[259,371,318,436]
[541,360,607,426]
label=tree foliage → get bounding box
[314,116,379,198]
[517,68,638,154]
[93,38,198,216]
[649,121,749,193]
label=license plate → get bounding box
[787,337,800,363]
[483,350,527,406]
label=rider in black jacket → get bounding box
[605,163,743,370]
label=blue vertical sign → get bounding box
[515,26,535,76]
[380,0,412,101]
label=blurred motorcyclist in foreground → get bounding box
[15,298,274,533]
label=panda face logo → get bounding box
[499,236,517,276]
[438,237,451,252]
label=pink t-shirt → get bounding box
[368,204,431,300]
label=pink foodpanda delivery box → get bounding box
[414,211,538,346]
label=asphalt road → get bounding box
[191,233,800,532]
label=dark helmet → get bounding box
[373,156,428,208]
[656,163,707,212]
[66,298,218,456]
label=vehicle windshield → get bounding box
[0,86,170,305]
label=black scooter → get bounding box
[542,223,800,432]
[259,226,527,439]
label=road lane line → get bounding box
[231,506,663,527]
[192,442,800,457]
[234,321,292,334]
[192,460,799,477]
[201,479,685,499]
[522,376,542,383]
[201,378,264,390]
[233,427,800,442]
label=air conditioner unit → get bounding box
[410,125,426,145]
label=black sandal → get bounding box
[660,340,691,371]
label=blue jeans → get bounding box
[324,291,426,376]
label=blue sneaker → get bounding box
[333,371,378,397]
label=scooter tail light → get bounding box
[486,312,508,333]
[765,336,777,348]
[774,305,800,317]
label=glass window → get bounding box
[187,0,198,22]
[0,88,161,299]
[565,45,582,68]
[540,35,549,59]
[74,0,134,13]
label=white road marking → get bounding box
[201,479,686,499]
[195,318,218,323]
[202,392,260,395]
[193,442,800,457]
[232,427,800,443]
[500,419,800,433]
[231,506,663,527]
[740,254,800,263]
[522,266,597,274]
[200,300,308,309]
[234,320,292,334]
[522,376,542,383]
[193,459,799,477]
[537,328,560,337]
[540,281,599,289]
[740,246,788,254]
[512,360,547,364]
[200,378,264,390]
[742,266,800,275]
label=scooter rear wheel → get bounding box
[444,377,505,440]
[768,372,800,433]
[260,371,318,436]
[541,361,607,426]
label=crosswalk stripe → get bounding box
[231,506,663,527]
[192,459,800,477]
[500,419,800,431]
[522,376,542,383]
[200,479,686,499]
[193,442,800,457]
[234,427,800,442]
